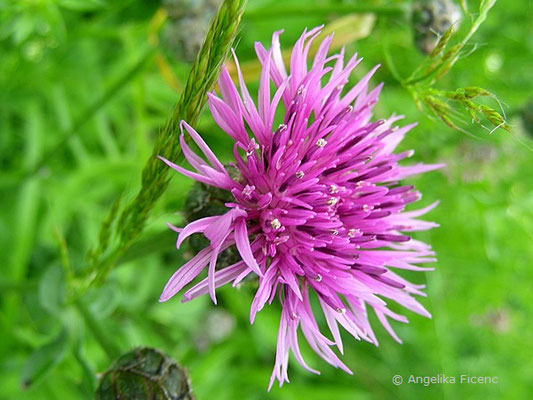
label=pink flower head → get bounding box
[159,26,443,388]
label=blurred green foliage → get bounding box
[1,0,532,399]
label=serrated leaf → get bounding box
[38,264,66,315]
[20,328,69,389]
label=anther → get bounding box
[316,138,327,148]
[270,218,282,230]
[246,139,259,156]
[242,185,255,197]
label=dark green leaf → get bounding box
[20,328,69,389]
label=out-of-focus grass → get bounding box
[1,0,532,399]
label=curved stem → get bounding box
[245,4,407,20]
[75,299,122,360]
[85,0,247,291]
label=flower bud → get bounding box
[95,347,194,400]
[162,0,222,62]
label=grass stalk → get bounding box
[87,0,247,286]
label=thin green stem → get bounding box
[0,280,38,292]
[244,4,407,20]
[404,1,495,86]
[87,0,247,287]
[75,299,121,360]
[380,18,403,82]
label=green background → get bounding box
[1,0,532,399]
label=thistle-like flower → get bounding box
[159,27,442,388]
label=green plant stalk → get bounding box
[404,0,496,86]
[88,0,247,286]
[244,4,407,20]
[75,299,121,360]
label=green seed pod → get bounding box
[425,95,450,115]
[429,25,454,58]
[479,105,506,128]
[460,86,490,99]
[412,0,462,54]
[95,347,194,400]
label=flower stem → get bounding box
[403,0,496,86]
[244,4,407,20]
[75,299,121,360]
[87,0,247,287]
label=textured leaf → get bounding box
[20,328,69,388]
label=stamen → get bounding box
[314,274,322,282]
[270,218,282,230]
[329,185,339,194]
[316,138,327,147]
[246,139,259,156]
[327,197,339,206]
[296,171,304,179]
[242,185,255,197]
